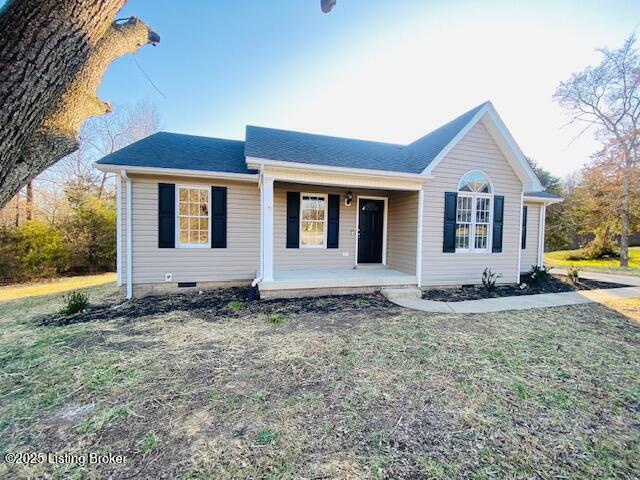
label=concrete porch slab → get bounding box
[259,266,417,294]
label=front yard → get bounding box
[1,286,639,479]
[545,247,640,276]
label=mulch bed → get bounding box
[422,274,631,302]
[37,287,398,327]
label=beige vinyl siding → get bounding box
[387,191,418,274]
[421,120,524,285]
[520,203,540,272]
[122,174,260,285]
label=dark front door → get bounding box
[358,199,384,263]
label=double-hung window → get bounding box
[177,186,210,247]
[455,171,492,252]
[300,193,327,248]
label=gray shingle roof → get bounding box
[96,102,492,175]
[245,102,489,174]
[245,125,409,172]
[524,190,562,199]
[96,132,254,174]
[404,102,488,171]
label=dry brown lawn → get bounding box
[1,286,639,479]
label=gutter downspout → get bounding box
[121,169,133,300]
[252,168,264,288]
[116,175,122,287]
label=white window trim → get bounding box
[299,192,328,249]
[175,184,211,249]
[455,171,494,254]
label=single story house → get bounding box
[95,101,562,299]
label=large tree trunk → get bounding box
[620,157,631,268]
[0,0,158,207]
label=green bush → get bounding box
[528,265,552,286]
[481,268,502,293]
[0,221,69,283]
[59,291,89,316]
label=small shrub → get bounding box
[59,291,89,316]
[266,313,287,325]
[481,268,502,293]
[567,266,580,284]
[254,427,279,445]
[141,431,158,454]
[528,265,552,286]
[226,300,245,313]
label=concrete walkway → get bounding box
[392,271,640,314]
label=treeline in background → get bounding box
[0,100,161,284]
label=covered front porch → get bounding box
[259,265,417,298]
[251,160,428,298]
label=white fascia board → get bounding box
[245,156,433,182]
[523,195,563,204]
[483,104,543,191]
[94,164,259,182]
[421,102,544,192]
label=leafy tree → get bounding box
[0,221,68,282]
[62,193,117,275]
[527,158,570,250]
[554,34,640,267]
[570,147,640,257]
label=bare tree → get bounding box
[554,34,640,267]
[38,100,162,197]
[85,100,162,197]
[0,0,159,208]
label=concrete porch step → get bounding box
[381,287,422,300]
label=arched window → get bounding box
[456,171,493,251]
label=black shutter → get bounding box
[211,186,227,248]
[492,195,504,253]
[521,206,528,250]
[327,194,340,248]
[158,183,175,248]
[443,192,457,253]
[286,192,300,248]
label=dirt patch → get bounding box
[422,274,630,302]
[36,287,398,327]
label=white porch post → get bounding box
[537,204,546,267]
[415,188,424,288]
[262,176,275,282]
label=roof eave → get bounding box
[245,156,433,181]
[94,163,259,182]
[523,195,563,204]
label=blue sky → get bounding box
[100,0,638,176]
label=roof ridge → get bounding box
[246,125,404,148]
[156,131,245,143]
[407,101,489,147]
